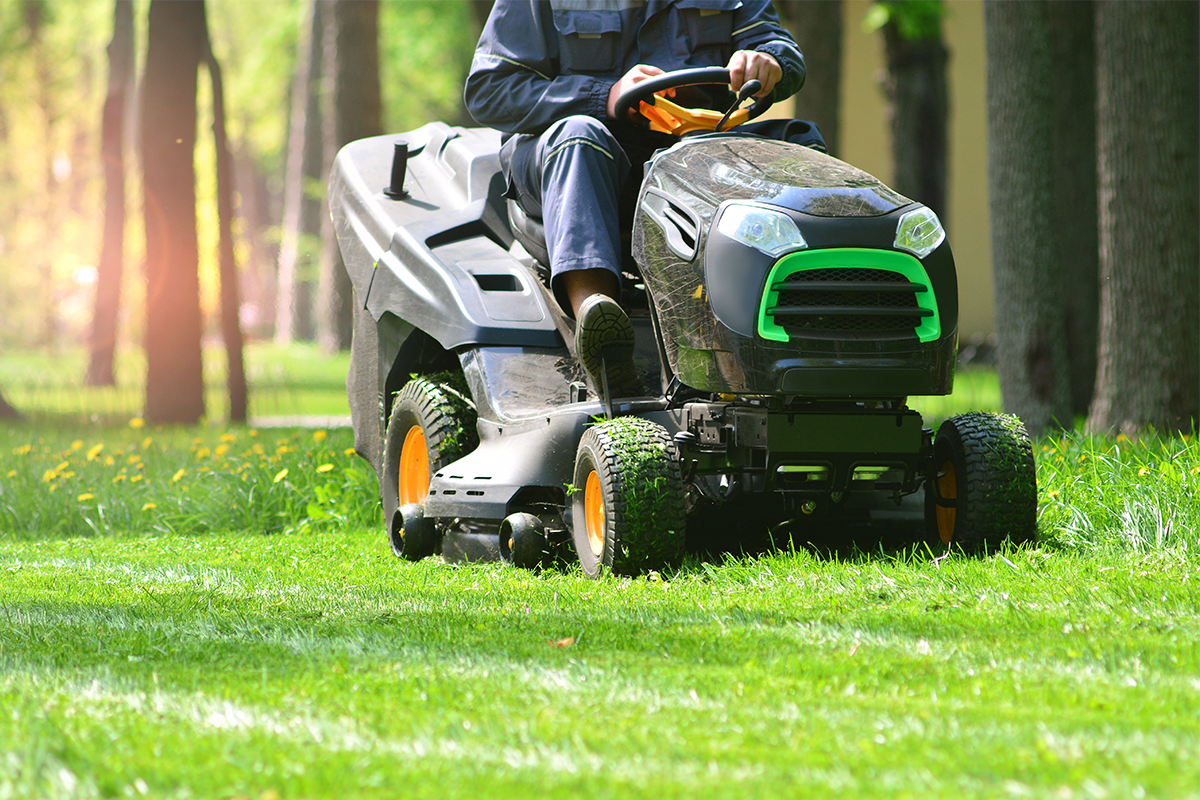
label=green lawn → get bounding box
[2,373,1199,798]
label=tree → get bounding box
[0,383,18,419]
[775,0,842,156]
[205,32,248,423]
[1048,1,1098,417]
[1087,1,1199,435]
[141,0,206,424]
[274,0,326,346]
[320,0,383,354]
[86,0,134,387]
[983,0,1072,434]
[867,0,948,222]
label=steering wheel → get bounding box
[612,67,774,136]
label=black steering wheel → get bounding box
[612,67,774,135]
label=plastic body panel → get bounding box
[634,133,958,397]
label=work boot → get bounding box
[574,294,643,399]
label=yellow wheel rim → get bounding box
[399,426,430,505]
[584,469,605,557]
[935,459,957,544]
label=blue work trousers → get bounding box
[501,116,673,312]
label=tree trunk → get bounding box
[774,0,842,156]
[880,5,948,223]
[1087,1,1199,435]
[1049,1,1098,418]
[984,0,1072,435]
[0,383,19,420]
[86,0,135,387]
[206,39,248,423]
[321,0,383,354]
[275,0,326,346]
[141,0,206,424]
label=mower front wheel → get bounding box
[925,412,1037,553]
[571,418,686,578]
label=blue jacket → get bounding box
[465,0,806,135]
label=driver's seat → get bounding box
[506,198,550,273]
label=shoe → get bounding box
[574,294,643,398]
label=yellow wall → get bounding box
[838,0,994,338]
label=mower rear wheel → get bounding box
[925,412,1037,553]
[571,418,686,578]
[382,375,478,559]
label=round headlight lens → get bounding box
[716,203,807,257]
[894,207,945,258]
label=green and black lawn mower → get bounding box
[329,68,1037,577]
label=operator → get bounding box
[464,0,806,399]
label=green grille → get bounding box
[757,249,940,343]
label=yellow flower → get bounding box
[104,456,115,467]
[1192,466,1200,476]
[129,417,145,429]
[312,430,328,442]
[316,463,334,473]
[77,493,94,502]
[14,444,31,456]
[42,469,57,483]
[273,468,289,483]
[131,475,143,483]
[220,433,237,443]
[5,470,14,478]
[172,468,186,482]
[215,444,230,457]
[1137,467,1151,477]
[343,448,356,457]
[1047,490,1060,499]
[87,443,104,461]
[112,474,126,483]
[252,444,265,455]
[195,447,211,460]
[142,437,153,450]
[249,429,258,437]
[141,502,157,511]
[71,440,84,451]
[1116,434,1129,443]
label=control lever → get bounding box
[715,79,762,133]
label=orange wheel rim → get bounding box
[584,469,605,557]
[399,426,430,505]
[936,459,957,544]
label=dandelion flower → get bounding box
[87,443,105,461]
[1047,490,1060,499]
[172,468,186,482]
[317,463,334,473]
[343,448,356,456]
[42,469,58,483]
[129,418,145,429]
[313,430,328,442]
[5,470,14,478]
[71,440,84,451]
[274,468,289,484]
[1137,467,1150,477]
[131,475,143,483]
[1192,466,1200,476]
[195,447,211,460]
[112,474,126,483]
[142,502,157,511]
[142,437,153,449]
[77,493,94,502]
[220,433,237,443]
[215,444,229,457]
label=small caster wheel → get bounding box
[390,503,439,561]
[499,513,550,570]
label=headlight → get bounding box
[716,203,807,257]
[894,207,945,258]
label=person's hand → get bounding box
[727,50,781,98]
[607,64,668,120]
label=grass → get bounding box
[0,342,351,422]
[1,370,1199,798]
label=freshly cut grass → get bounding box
[1,530,1197,799]
[2,419,1199,798]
